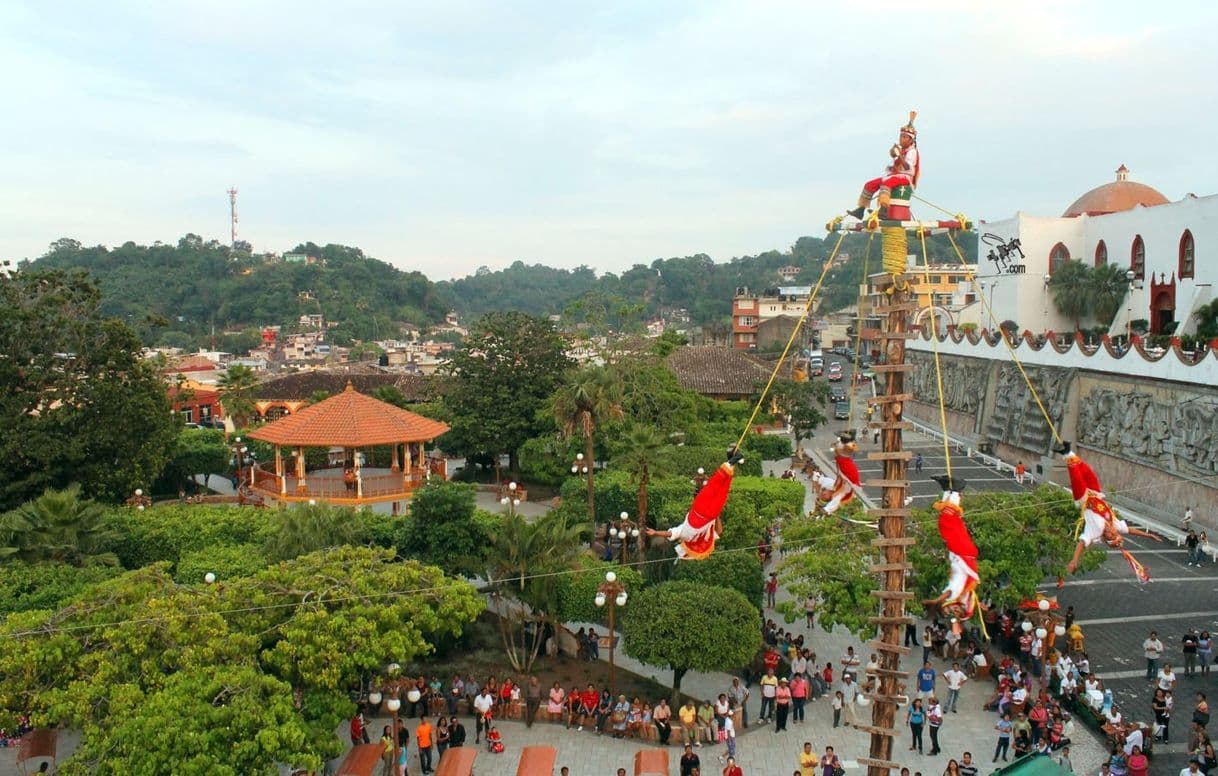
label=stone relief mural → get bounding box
[907,352,989,418]
[1078,387,1218,477]
[984,363,1072,454]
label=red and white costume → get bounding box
[815,436,861,515]
[860,143,920,201]
[1065,452,1147,583]
[660,462,734,561]
[934,490,980,621]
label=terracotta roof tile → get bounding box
[248,383,449,447]
[665,346,771,397]
[254,371,439,402]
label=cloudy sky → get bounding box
[2,1,1214,279]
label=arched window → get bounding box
[1180,230,1195,279]
[1094,240,1108,267]
[1048,242,1070,275]
[1131,235,1145,281]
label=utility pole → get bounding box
[859,259,917,776]
[228,187,239,248]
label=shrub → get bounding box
[742,434,792,462]
[104,505,276,570]
[0,561,124,617]
[673,552,764,608]
[175,544,269,584]
[557,556,647,625]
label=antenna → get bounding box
[227,187,239,248]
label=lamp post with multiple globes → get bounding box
[571,452,595,524]
[691,467,708,492]
[367,666,419,771]
[594,571,628,698]
[500,481,521,518]
[607,511,639,565]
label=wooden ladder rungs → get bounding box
[852,725,898,738]
[868,640,913,655]
[865,479,909,488]
[875,301,920,312]
[867,393,913,403]
[866,451,912,461]
[867,508,912,518]
[870,589,915,600]
[869,421,913,430]
[868,615,915,625]
[866,693,911,705]
[858,757,907,770]
[870,561,913,572]
[869,666,911,677]
[871,536,917,547]
[870,363,916,372]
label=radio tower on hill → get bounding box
[227,187,239,248]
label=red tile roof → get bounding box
[665,346,771,398]
[248,382,449,447]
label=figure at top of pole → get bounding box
[846,111,919,222]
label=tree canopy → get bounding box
[0,269,180,509]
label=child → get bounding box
[720,711,736,761]
[832,691,844,728]
[486,723,504,753]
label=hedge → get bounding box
[104,505,277,570]
[175,543,269,584]
[0,561,125,618]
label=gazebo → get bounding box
[246,382,450,508]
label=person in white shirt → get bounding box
[792,652,809,678]
[1158,663,1178,692]
[1104,704,1122,726]
[1123,726,1143,756]
[1011,686,1028,705]
[1181,757,1203,775]
[841,647,860,681]
[473,690,494,743]
[1144,631,1165,681]
[1059,672,1077,699]
[943,663,967,713]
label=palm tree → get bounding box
[218,364,260,427]
[1087,263,1131,329]
[550,366,624,524]
[0,485,118,566]
[264,502,362,561]
[486,510,585,671]
[612,425,673,563]
[1047,260,1091,329]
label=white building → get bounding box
[961,165,1214,337]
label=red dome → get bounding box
[1062,165,1169,217]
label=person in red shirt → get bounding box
[763,646,781,674]
[823,663,834,687]
[579,684,599,731]
[722,755,743,776]
[350,711,368,744]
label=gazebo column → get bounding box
[355,447,363,500]
[296,446,307,493]
[275,445,286,496]
[391,444,400,473]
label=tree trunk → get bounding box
[584,432,596,524]
[672,667,687,694]
[637,469,649,565]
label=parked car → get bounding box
[834,401,850,419]
[830,386,848,401]
[828,363,843,382]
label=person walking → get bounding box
[993,712,1013,762]
[1184,630,1200,676]
[719,712,737,762]
[766,573,779,608]
[1015,461,1026,485]
[927,697,944,755]
[907,698,926,754]
[943,662,967,713]
[922,627,934,665]
[416,716,434,774]
[1187,531,1201,566]
[448,717,465,748]
[915,453,924,473]
[525,676,541,727]
[840,675,860,727]
[1144,632,1164,680]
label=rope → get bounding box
[848,232,875,425]
[944,231,1063,444]
[735,230,847,453]
[918,228,953,480]
[881,226,907,275]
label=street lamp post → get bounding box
[232,437,249,487]
[691,467,708,492]
[500,481,521,518]
[1125,269,1137,346]
[607,511,639,565]
[594,571,628,698]
[570,452,594,523]
[127,488,151,510]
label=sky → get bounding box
[2,1,1215,280]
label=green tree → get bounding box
[441,312,573,474]
[1193,299,1218,340]
[672,552,765,608]
[621,581,761,692]
[486,510,585,671]
[774,509,880,636]
[0,486,118,566]
[263,502,364,561]
[155,427,231,493]
[766,379,831,447]
[551,365,625,524]
[218,364,260,427]
[399,481,491,575]
[556,556,646,625]
[1087,262,1132,328]
[0,269,179,509]
[611,424,673,561]
[174,543,268,584]
[1047,260,1092,329]
[0,560,123,617]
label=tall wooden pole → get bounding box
[858,274,917,776]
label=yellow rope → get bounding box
[919,228,953,480]
[944,231,1062,443]
[735,231,847,452]
[848,232,875,424]
[881,226,907,275]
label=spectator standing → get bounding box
[820,746,841,776]
[993,712,1013,762]
[1144,632,1164,680]
[416,716,433,774]
[1015,461,1026,484]
[1187,531,1201,566]
[775,678,792,732]
[448,717,465,748]
[473,689,493,743]
[679,745,700,776]
[927,697,944,755]
[722,756,743,776]
[799,741,819,776]
[832,691,844,728]
[943,663,967,713]
[1158,663,1178,693]
[791,673,809,724]
[1184,630,1201,676]
[915,453,924,473]
[907,698,926,754]
[525,676,541,728]
[1200,632,1214,675]
[766,573,779,608]
[917,662,937,700]
[728,678,749,728]
[922,627,934,664]
[759,670,779,723]
[958,752,978,776]
[840,675,860,727]
[720,712,737,761]
[805,597,816,629]
[1184,506,1194,532]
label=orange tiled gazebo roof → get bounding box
[248,382,449,447]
